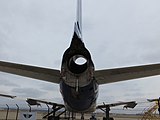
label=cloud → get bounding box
[39,83,59,91]
[0,0,160,114]
[12,87,47,98]
[0,79,19,87]
[0,73,20,87]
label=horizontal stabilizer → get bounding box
[95,63,160,85]
[0,61,60,84]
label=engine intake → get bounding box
[68,55,88,74]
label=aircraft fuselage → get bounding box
[60,32,99,112]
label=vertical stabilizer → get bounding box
[74,0,83,39]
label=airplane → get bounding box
[0,0,160,118]
[0,93,137,120]
[147,98,160,115]
[147,98,160,102]
[0,93,16,99]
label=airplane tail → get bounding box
[74,0,82,39]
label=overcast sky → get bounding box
[0,0,160,114]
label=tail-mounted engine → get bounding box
[61,32,94,87]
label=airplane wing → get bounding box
[26,98,64,108]
[0,93,64,106]
[147,98,160,102]
[0,61,60,84]
[0,93,16,99]
[95,63,160,85]
[97,101,137,109]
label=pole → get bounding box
[15,104,19,120]
[6,104,9,120]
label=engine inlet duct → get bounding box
[68,55,88,74]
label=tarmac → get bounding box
[0,109,144,120]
